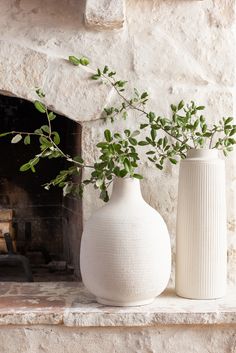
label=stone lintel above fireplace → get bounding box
[0,40,113,123]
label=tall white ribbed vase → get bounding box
[81,177,171,306]
[176,149,227,299]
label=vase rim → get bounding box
[187,148,218,159]
[113,176,140,183]
[110,177,142,203]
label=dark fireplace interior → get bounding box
[0,94,82,282]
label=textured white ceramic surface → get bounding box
[80,178,171,306]
[176,149,227,299]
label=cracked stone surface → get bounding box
[85,0,125,30]
[0,282,235,327]
[0,40,113,122]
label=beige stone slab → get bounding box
[0,282,235,327]
[85,0,125,30]
[0,40,113,122]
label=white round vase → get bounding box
[176,149,227,299]
[80,178,171,306]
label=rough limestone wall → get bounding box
[0,0,235,283]
[0,325,235,353]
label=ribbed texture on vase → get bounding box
[176,156,227,299]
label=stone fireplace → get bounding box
[0,94,82,280]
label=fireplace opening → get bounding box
[0,94,82,282]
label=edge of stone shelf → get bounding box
[0,282,235,327]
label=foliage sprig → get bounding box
[0,55,235,202]
[76,58,235,164]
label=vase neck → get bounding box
[187,149,218,159]
[110,178,143,203]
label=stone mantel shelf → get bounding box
[0,282,235,327]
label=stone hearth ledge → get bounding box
[0,282,235,327]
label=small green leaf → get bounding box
[124,158,132,173]
[155,164,163,170]
[138,141,149,146]
[68,56,80,66]
[151,129,157,141]
[203,132,212,137]
[11,134,22,143]
[91,74,99,80]
[20,163,31,172]
[193,119,199,129]
[24,135,31,145]
[129,138,137,146]
[35,88,45,98]
[224,117,234,125]
[104,129,112,142]
[41,125,50,133]
[131,130,140,138]
[114,133,121,139]
[169,158,177,164]
[30,157,39,167]
[103,65,109,74]
[73,156,84,164]
[108,71,116,77]
[39,136,51,147]
[119,169,128,177]
[34,101,46,113]
[0,132,11,137]
[200,115,205,123]
[100,190,109,202]
[48,112,56,121]
[79,57,89,66]
[97,142,108,148]
[53,132,60,145]
[133,174,143,179]
[124,129,131,137]
[196,106,205,110]
[202,124,207,133]
[148,112,156,122]
[34,128,42,134]
[178,100,184,110]
[141,92,148,99]
[230,128,236,136]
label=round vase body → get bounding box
[176,149,227,299]
[80,178,171,306]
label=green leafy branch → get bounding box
[0,83,143,202]
[69,57,236,164]
[1,55,236,202]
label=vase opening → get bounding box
[187,148,218,159]
[109,177,143,203]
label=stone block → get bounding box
[0,41,113,122]
[85,0,125,30]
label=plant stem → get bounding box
[100,72,191,148]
